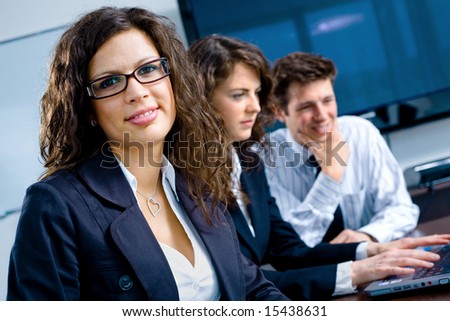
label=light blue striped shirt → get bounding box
[262,116,419,247]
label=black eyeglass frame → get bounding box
[86,57,170,99]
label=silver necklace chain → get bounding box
[136,174,161,217]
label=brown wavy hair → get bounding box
[272,52,337,114]
[187,34,277,149]
[39,6,231,220]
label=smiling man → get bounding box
[263,52,419,247]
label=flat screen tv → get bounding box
[178,0,450,132]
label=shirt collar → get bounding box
[116,154,179,201]
[231,148,242,191]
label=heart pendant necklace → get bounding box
[137,174,161,217]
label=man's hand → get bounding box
[299,125,349,181]
[366,234,450,257]
[329,229,374,244]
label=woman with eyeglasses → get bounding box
[7,7,287,301]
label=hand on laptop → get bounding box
[366,234,450,257]
[350,247,441,286]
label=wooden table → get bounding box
[334,215,450,301]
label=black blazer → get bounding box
[7,150,287,301]
[228,149,359,300]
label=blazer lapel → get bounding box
[110,203,179,300]
[77,150,179,300]
[239,160,271,261]
[239,173,258,229]
[76,150,135,209]
[227,199,260,258]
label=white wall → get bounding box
[0,0,184,301]
[0,0,185,43]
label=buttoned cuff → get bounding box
[333,261,357,296]
[355,242,368,260]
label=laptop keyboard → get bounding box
[412,243,450,279]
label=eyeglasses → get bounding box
[86,57,170,99]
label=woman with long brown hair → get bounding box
[7,7,287,301]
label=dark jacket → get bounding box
[7,150,287,301]
[228,148,359,300]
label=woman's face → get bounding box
[87,28,176,152]
[212,63,261,142]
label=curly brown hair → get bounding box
[187,34,277,149]
[272,52,337,114]
[39,6,231,220]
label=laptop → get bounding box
[364,243,450,297]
